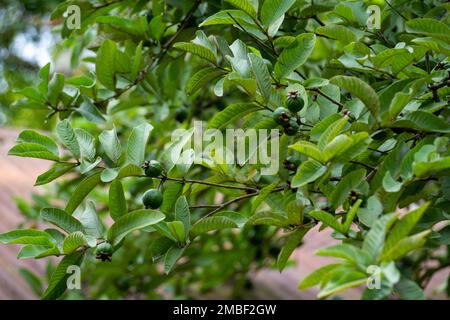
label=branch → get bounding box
[307,87,345,109]
[149,175,258,192]
[224,16,346,111]
[385,0,408,21]
[196,186,285,220]
[350,160,377,171]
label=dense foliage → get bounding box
[1,0,449,300]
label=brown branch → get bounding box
[194,186,285,222]
[350,160,377,171]
[157,176,258,192]
[307,87,345,109]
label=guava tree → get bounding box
[1,0,449,300]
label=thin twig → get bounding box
[147,175,258,192]
[308,88,345,109]
[196,186,285,220]
[350,160,376,171]
[385,0,408,21]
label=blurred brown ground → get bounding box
[0,128,447,299]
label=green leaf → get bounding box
[56,119,80,159]
[362,213,396,260]
[277,228,307,271]
[382,171,403,193]
[109,179,127,221]
[74,128,96,162]
[100,168,118,183]
[62,231,87,254]
[41,208,84,234]
[316,244,373,269]
[215,211,248,228]
[252,182,279,212]
[260,0,296,28]
[107,209,165,246]
[248,53,272,103]
[209,103,260,129]
[413,156,450,177]
[8,143,60,161]
[149,14,165,40]
[310,114,342,142]
[317,116,348,150]
[322,134,353,162]
[289,141,323,162]
[299,264,340,290]
[153,222,178,242]
[317,266,367,298]
[187,68,226,95]
[117,163,143,178]
[380,230,430,262]
[42,251,84,300]
[160,181,183,214]
[395,278,426,300]
[17,130,59,156]
[0,229,53,244]
[388,92,411,121]
[45,229,66,244]
[246,211,289,227]
[173,42,217,64]
[309,210,346,234]
[18,87,46,103]
[274,33,316,79]
[343,199,362,232]
[406,18,450,43]
[166,221,186,243]
[191,217,238,237]
[316,24,357,44]
[330,76,380,120]
[47,73,65,107]
[66,75,94,87]
[150,236,174,261]
[291,160,327,188]
[37,64,50,98]
[9,236,54,246]
[357,196,383,227]
[225,0,257,18]
[372,48,410,68]
[76,201,104,239]
[330,169,366,207]
[18,245,60,259]
[334,132,371,163]
[99,127,122,163]
[76,97,106,123]
[304,77,329,89]
[164,246,185,274]
[96,40,117,90]
[96,16,148,38]
[130,41,143,80]
[200,10,255,28]
[81,158,102,176]
[126,122,153,166]
[175,196,191,238]
[392,111,450,133]
[383,202,429,255]
[65,172,102,215]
